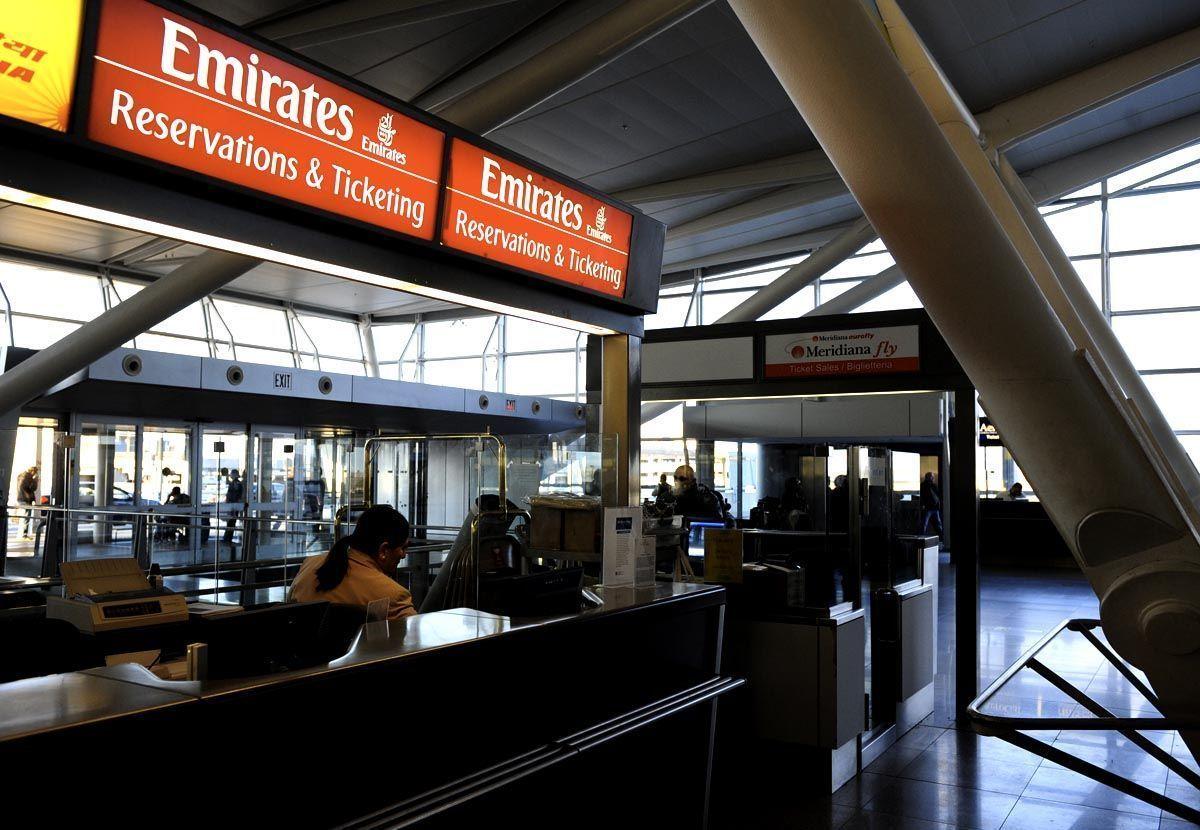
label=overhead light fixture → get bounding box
[0,185,618,336]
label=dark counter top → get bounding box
[0,581,724,742]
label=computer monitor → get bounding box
[192,600,333,679]
[479,568,584,617]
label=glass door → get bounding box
[199,427,248,566]
[141,424,194,568]
[72,421,138,562]
[250,428,298,567]
[5,417,57,578]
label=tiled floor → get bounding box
[737,561,1200,829]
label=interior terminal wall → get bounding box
[681,394,943,442]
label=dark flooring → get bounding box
[726,560,1200,829]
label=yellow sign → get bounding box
[0,0,85,131]
[704,528,743,585]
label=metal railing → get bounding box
[1,504,455,601]
[968,618,1200,824]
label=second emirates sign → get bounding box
[764,326,920,378]
[87,0,445,240]
[441,138,633,298]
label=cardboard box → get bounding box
[530,504,564,550]
[564,508,601,553]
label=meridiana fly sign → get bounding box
[441,139,633,298]
[764,325,920,377]
[87,0,445,239]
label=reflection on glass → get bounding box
[141,426,190,506]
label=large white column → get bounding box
[729,0,1200,736]
[876,0,1200,508]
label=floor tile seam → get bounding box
[1012,793,1167,824]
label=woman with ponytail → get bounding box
[289,504,416,620]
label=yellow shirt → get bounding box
[288,548,416,620]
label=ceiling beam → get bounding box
[104,236,184,266]
[1019,110,1200,203]
[613,150,838,205]
[254,0,521,49]
[804,265,904,316]
[411,0,609,113]
[715,217,876,323]
[439,0,715,134]
[664,178,850,243]
[253,0,520,50]
[978,25,1200,152]
[661,222,852,273]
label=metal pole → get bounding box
[0,250,258,415]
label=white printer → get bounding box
[46,558,189,633]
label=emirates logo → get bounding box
[586,205,614,244]
[377,113,396,147]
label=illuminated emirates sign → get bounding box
[0,0,84,131]
[441,139,633,298]
[764,326,920,378]
[87,0,445,239]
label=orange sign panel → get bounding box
[87,0,445,240]
[441,138,632,298]
[0,0,85,131]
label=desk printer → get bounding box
[46,558,189,633]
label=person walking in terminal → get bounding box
[289,504,416,620]
[222,469,244,546]
[16,465,38,538]
[920,471,943,537]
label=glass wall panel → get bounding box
[1141,374,1200,430]
[1112,312,1200,370]
[504,353,576,396]
[1040,201,1102,256]
[1109,250,1200,311]
[1070,258,1103,309]
[212,300,291,348]
[760,285,816,320]
[1109,144,1200,190]
[505,318,577,352]
[855,281,921,313]
[424,317,496,358]
[297,314,363,359]
[135,333,210,356]
[321,357,367,376]
[371,323,416,362]
[820,280,862,302]
[701,290,753,324]
[424,357,486,388]
[1109,189,1200,252]
[645,295,692,329]
[13,316,79,348]
[140,426,190,506]
[151,300,208,338]
[1,262,103,317]
[236,346,294,367]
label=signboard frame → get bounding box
[0,0,664,315]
